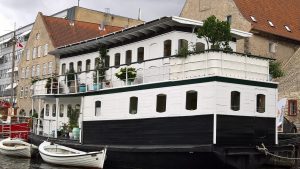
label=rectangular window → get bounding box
[48,62,53,75]
[26,49,30,61]
[43,63,47,75]
[269,42,276,53]
[126,50,132,65]
[231,91,240,111]
[129,97,138,114]
[22,68,25,79]
[26,67,30,78]
[156,94,167,112]
[186,91,197,110]
[61,64,66,75]
[227,15,232,24]
[20,87,24,98]
[32,47,37,59]
[36,65,40,77]
[24,87,28,97]
[31,66,35,77]
[288,100,297,116]
[137,47,144,63]
[115,53,121,67]
[44,44,48,56]
[256,94,266,113]
[38,46,42,57]
[95,101,101,116]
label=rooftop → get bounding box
[234,0,300,42]
[42,15,123,48]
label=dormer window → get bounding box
[250,16,257,22]
[268,20,274,27]
[284,25,291,32]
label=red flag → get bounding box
[16,41,23,48]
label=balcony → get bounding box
[32,50,272,96]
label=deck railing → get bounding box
[32,51,271,96]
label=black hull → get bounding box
[83,114,275,146]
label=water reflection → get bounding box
[0,154,82,169]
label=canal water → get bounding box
[0,153,82,169]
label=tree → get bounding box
[94,45,109,83]
[196,15,232,50]
[269,61,284,78]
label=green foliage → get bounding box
[31,77,39,85]
[196,15,232,50]
[65,68,76,87]
[115,67,137,81]
[45,77,58,89]
[32,112,38,118]
[269,61,284,78]
[68,107,80,129]
[94,45,109,83]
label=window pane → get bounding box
[164,40,172,57]
[178,39,188,50]
[126,50,132,65]
[67,104,72,117]
[256,94,265,113]
[137,47,144,63]
[231,91,240,111]
[77,61,82,73]
[46,104,49,116]
[52,104,56,117]
[86,60,91,71]
[95,101,101,116]
[105,55,110,68]
[59,104,64,117]
[61,64,66,74]
[288,100,297,116]
[196,42,205,52]
[186,91,197,110]
[129,97,138,114]
[156,94,167,112]
[115,53,120,67]
[69,62,74,71]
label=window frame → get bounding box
[288,100,297,116]
[115,53,121,67]
[231,91,240,111]
[163,40,172,57]
[95,101,101,116]
[256,94,266,113]
[129,96,138,114]
[186,90,198,111]
[59,104,64,117]
[156,94,167,113]
[125,50,132,65]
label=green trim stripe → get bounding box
[52,76,277,98]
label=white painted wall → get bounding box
[82,81,276,122]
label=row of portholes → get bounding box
[94,90,266,116]
[94,90,199,116]
[44,104,80,117]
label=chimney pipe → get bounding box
[138,8,142,20]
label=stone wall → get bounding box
[75,7,144,28]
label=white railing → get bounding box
[32,51,271,96]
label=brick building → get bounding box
[17,7,143,115]
[180,0,300,126]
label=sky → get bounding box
[0,0,186,36]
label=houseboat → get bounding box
[31,16,280,169]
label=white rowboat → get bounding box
[39,141,106,168]
[0,138,38,158]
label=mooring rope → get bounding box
[256,143,300,160]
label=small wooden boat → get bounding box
[0,138,38,158]
[38,141,107,168]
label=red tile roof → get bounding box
[42,15,123,47]
[234,0,300,42]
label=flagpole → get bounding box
[10,23,16,112]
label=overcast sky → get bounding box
[0,0,186,36]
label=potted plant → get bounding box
[68,107,80,140]
[93,46,109,90]
[79,83,86,92]
[115,67,137,85]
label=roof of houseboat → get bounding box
[49,16,253,56]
